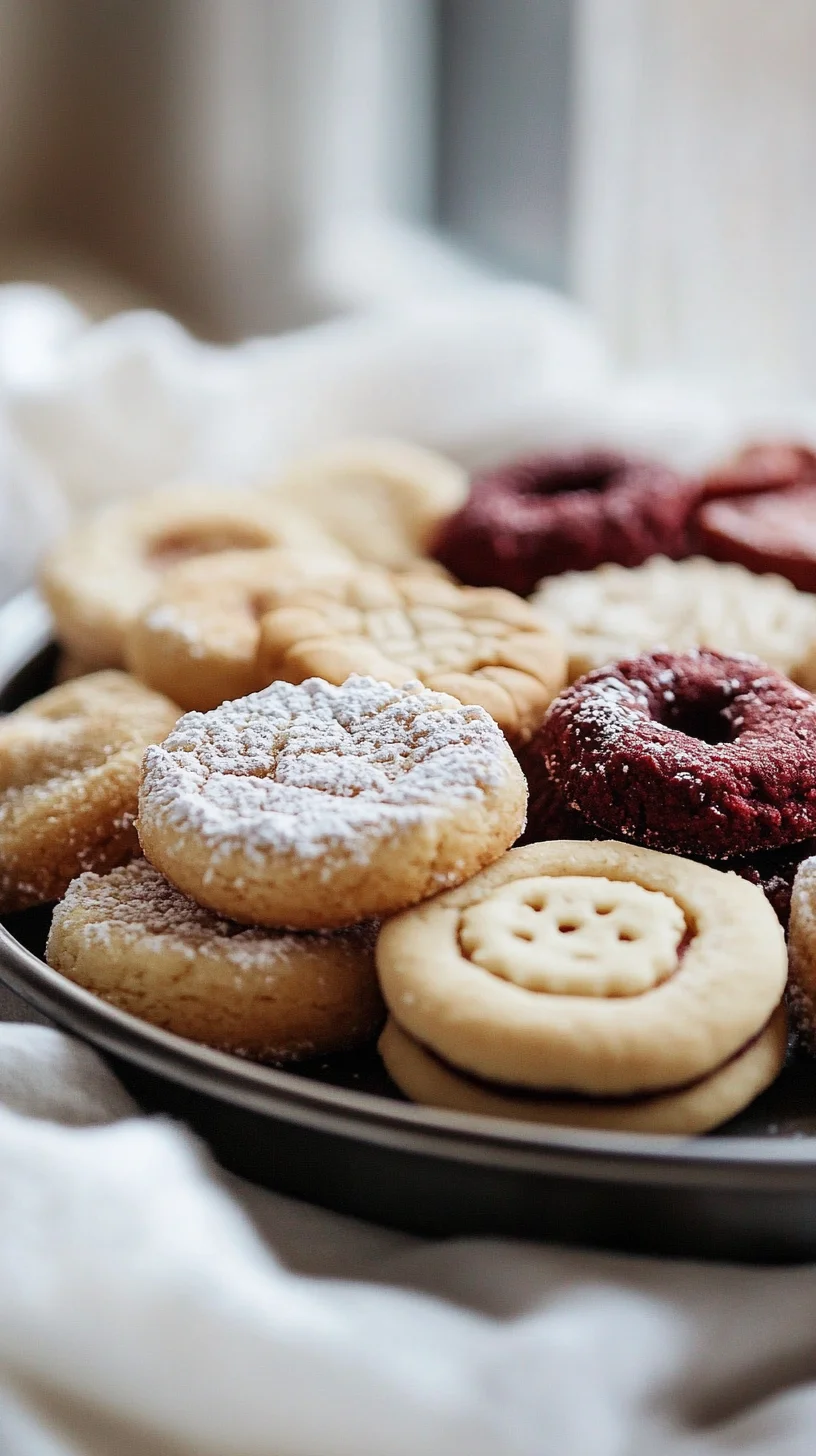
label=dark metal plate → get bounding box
[3,592,816,1260]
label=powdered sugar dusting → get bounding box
[50,858,376,971]
[139,675,512,863]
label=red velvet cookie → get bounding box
[431,450,699,597]
[696,442,816,592]
[537,649,816,860]
[519,733,814,927]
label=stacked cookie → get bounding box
[46,674,527,1062]
[378,840,787,1134]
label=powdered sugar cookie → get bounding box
[0,671,179,912]
[42,485,338,668]
[532,556,816,681]
[126,547,355,711]
[258,567,566,745]
[47,860,383,1061]
[379,1007,787,1135]
[376,840,786,1097]
[266,438,468,569]
[138,675,527,930]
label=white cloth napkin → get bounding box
[2,282,816,1456]
[0,1010,816,1456]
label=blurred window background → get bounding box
[0,0,571,335]
[0,0,813,398]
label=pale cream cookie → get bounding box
[531,555,816,681]
[265,438,468,569]
[258,566,566,745]
[41,484,339,668]
[379,1007,787,1136]
[785,856,816,1052]
[125,547,355,711]
[138,675,527,930]
[376,839,786,1098]
[0,671,179,912]
[47,860,384,1061]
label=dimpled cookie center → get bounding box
[458,876,685,997]
[148,521,272,567]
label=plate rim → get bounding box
[3,590,816,1193]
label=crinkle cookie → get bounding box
[258,567,566,745]
[376,840,786,1107]
[41,485,337,668]
[431,449,700,596]
[0,671,179,912]
[379,1007,787,1136]
[538,649,816,860]
[266,438,468,569]
[138,675,527,929]
[532,556,816,682]
[126,547,355,711]
[47,860,383,1061]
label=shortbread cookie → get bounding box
[138,675,527,929]
[258,567,566,745]
[532,556,816,681]
[266,438,468,569]
[126,547,355,711]
[0,672,179,912]
[47,860,383,1061]
[41,485,338,668]
[376,840,786,1097]
[379,1007,787,1135]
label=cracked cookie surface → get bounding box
[138,674,527,929]
[258,567,566,745]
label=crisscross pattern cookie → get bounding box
[259,568,565,744]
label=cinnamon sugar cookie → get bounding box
[126,547,355,711]
[266,438,467,569]
[532,556,816,681]
[0,672,179,912]
[379,1007,787,1135]
[376,840,786,1098]
[47,860,383,1061]
[138,675,526,930]
[258,567,566,745]
[41,485,337,668]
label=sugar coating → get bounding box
[140,674,512,866]
[51,859,375,974]
[533,555,816,680]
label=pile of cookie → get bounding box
[3,432,816,1135]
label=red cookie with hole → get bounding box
[696,442,816,592]
[536,648,816,861]
[518,748,813,928]
[431,449,700,596]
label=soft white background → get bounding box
[2,283,816,1454]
